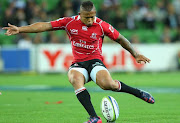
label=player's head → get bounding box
[80,1,96,26]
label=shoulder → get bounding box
[56,15,79,22]
[95,17,109,27]
[72,15,80,20]
[94,17,103,24]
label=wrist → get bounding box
[18,27,21,33]
[134,53,139,58]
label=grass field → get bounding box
[0,72,180,123]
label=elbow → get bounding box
[115,37,121,44]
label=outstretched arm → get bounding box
[115,34,151,64]
[2,22,53,36]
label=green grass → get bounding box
[0,72,180,123]
[0,72,180,87]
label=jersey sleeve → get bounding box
[101,21,120,41]
[50,17,72,30]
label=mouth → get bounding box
[86,23,92,26]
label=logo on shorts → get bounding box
[92,62,103,67]
[74,63,79,66]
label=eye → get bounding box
[86,16,94,19]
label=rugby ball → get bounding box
[101,96,119,122]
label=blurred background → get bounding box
[0,1,180,122]
[0,0,180,73]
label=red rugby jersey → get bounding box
[51,15,119,63]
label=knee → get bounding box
[68,75,82,86]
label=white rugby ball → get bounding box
[101,96,119,122]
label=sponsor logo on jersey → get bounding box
[109,25,114,33]
[82,26,88,31]
[72,40,94,49]
[70,29,78,35]
[90,33,97,39]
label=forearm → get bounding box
[115,34,138,58]
[18,22,53,33]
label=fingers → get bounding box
[4,31,11,36]
[5,31,12,36]
[137,59,151,64]
[2,23,15,30]
[2,23,14,29]
[2,24,12,36]
[2,23,18,36]
[146,58,151,63]
[137,60,146,64]
[137,55,151,64]
[143,56,151,63]
[8,23,14,27]
[140,61,146,64]
[2,27,10,30]
[5,30,13,36]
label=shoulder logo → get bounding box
[109,25,114,33]
[70,29,78,35]
[90,33,97,39]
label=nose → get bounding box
[87,18,93,24]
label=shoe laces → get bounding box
[141,91,155,103]
[87,117,99,123]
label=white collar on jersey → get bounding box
[77,15,80,20]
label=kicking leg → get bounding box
[93,69,155,104]
[114,80,155,104]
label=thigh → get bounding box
[90,66,113,83]
[68,68,88,90]
[95,69,114,89]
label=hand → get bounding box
[2,23,19,36]
[135,54,151,64]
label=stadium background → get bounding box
[0,0,180,123]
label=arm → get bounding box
[2,22,53,36]
[115,34,151,64]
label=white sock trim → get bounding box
[75,87,86,95]
[116,80,121,91]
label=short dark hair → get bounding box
[80,1,95,11]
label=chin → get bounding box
[87,24,92,27]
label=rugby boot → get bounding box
[139,90,155,104]
[84,116,102,123]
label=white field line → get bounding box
[0,85,180,93]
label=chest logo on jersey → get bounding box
[82,26,88,31]
[90,33,97,39]
[70,29,78,35]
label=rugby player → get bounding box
[3,1,155,123]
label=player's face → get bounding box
[80,10,96,26]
